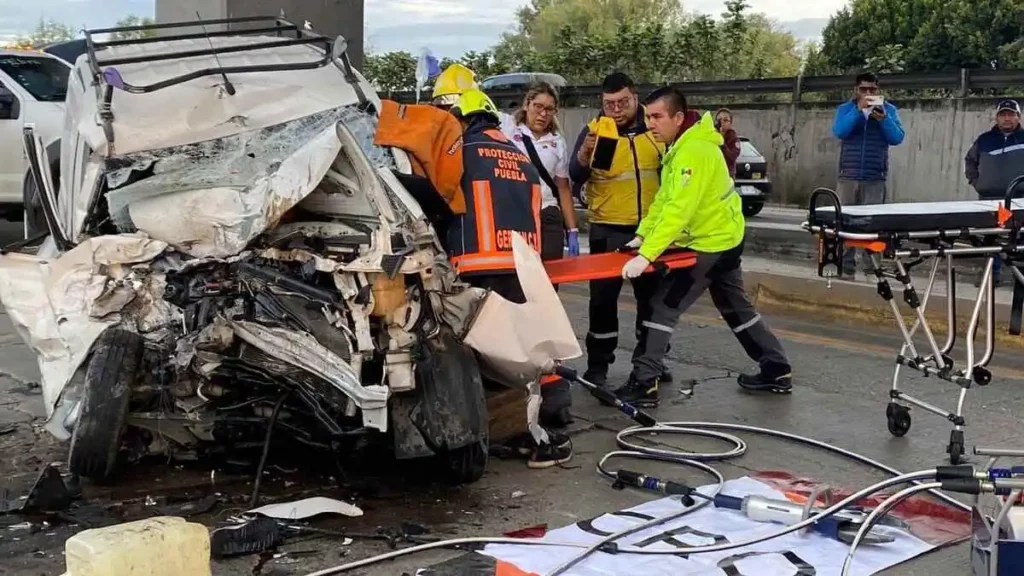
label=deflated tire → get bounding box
[68,329,144,484]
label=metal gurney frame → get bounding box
[803,178,1024,465]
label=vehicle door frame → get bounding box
[0,71,28,203]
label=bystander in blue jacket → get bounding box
[830,72,905,278]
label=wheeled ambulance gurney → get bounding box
[804,178,1024,464]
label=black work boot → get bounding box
[737,371,793,394]
[528,431,573,469]
[613,374,660,408]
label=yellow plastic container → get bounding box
[65,516,211,576]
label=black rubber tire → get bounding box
[973,367,992,386]
[68,329,144,484]
[441,435,489,485]
[742,201,764,218]
[948,442,963,465]
[947,429,965,465]
[885,403,911,437]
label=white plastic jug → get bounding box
[64,516,211,576]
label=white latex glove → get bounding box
[625,236,643,249]
[622,254,650,279]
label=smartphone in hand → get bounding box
[865,95,884,108]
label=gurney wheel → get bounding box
[885,403,911,437]
[973,367,992,386]
[948,441,964,465]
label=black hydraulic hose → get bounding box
[249,393,289,508]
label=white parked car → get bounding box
[0,17,579,486]
[0,49,69,225]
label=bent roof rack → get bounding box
[83,15,336,94]
[81,15,366,152]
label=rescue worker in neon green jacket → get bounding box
[614,87,793,407]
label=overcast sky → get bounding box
[1,0,849,56]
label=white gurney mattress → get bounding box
[809,199,1024,233]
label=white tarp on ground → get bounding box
[479,477,934,576]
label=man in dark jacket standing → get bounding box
[832,72,905,279]
[965,99,1024,285]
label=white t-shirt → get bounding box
[499,112,569,210]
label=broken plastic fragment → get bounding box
[246,497,363,521]
[503,524,547,539]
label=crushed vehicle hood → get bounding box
[101,106,393,260]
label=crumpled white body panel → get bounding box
[0,234,169,418]
[126,120,344,259]
[462,233,582,386]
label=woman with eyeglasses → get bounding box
[499,82,580,263]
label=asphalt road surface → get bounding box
[0,231,1020,575]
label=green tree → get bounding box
[111,15,158,41]
[816,0,1024,73]
[511,0,683,52]
[361,0,805,90]
[802,41,842,76]
[363,51,417,94]
[17,18,76,48]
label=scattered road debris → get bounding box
[0,464,73,514]
[247,497,363,520]
[503,524,548,538]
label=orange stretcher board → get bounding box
[543,250,698,285]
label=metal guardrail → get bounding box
[389,68,1024,104]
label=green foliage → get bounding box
[363,51,417,94]
[17,18,76,48]
[816,0,1024,73]
[361,0,805,90]
[111,15,158,41]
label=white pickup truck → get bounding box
[0,49,70,229]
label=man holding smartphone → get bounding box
[832,72,905,280]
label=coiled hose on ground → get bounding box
[303,370,972,576]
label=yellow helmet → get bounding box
[432,63,478,107]
[450,89,499,122]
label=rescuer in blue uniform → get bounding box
[447,89,573,469]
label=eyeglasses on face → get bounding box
[602,96,633,111]
[530,101,556,115]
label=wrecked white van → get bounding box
[0,17,580,485]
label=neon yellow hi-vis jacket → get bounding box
[636,112,745,261]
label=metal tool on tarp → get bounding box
[713,492,911,544]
